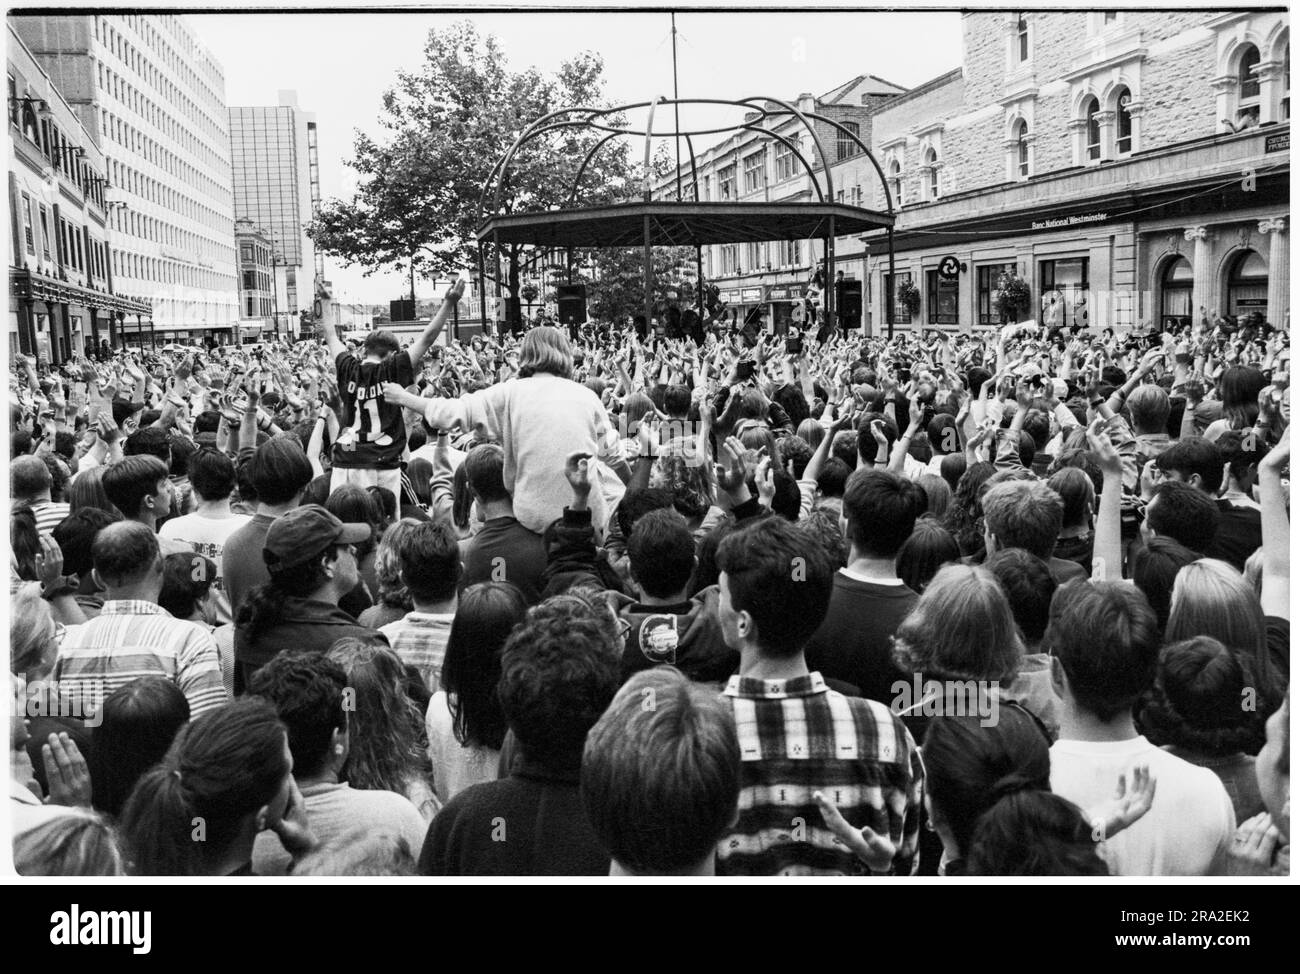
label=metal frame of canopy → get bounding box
[474,95,900,338]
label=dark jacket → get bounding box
[233,597,382,693]
[606,586,738,684]
[419,762,609,876]
[540,507,628,598]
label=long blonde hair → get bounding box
[892,563,1025,683]
[1167,559,1279,708]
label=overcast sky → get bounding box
[194,7,965,303]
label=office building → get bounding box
[13,13,240,343]
[229,90,318,337]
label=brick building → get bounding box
[650,74,908,332]
[860,9,1289,334]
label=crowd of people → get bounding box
[8,281,1291,877]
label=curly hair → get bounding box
[326,639,431,799]
[371,519,420,611]
[497,594,621,770]
[943,461,995,558]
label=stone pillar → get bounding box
[1259,217,1289,327]
[1068,118,1089,165]
[1094,110,1117,160]
[1184,226,1213,324]
[1124,100,1144,153]
[1258,60,1285,124]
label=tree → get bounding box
[308,20,635,328]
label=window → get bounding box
[1083,97,1101,161]
[925,148,939,200]
[926,269,959,325]
[779,239,800,266]
[743,151,764,193]
[977,264,1015,326]
[889,159,904,207]
[240,242,253,262]
[1225,249,1268,317]
[774,143,795,181]
[1039,257,1089,329]
[1115,87,1133,155]
[886,271,913,323]
[1160,256,1193,331]
[718,164,736,201]
[242,269,255,290]
[1017,15,1030,62]
[7,75,16,126]
[1016,120,1031,178]
[1103,12,1117,25]
[21,193,34,254]
[719,244,739,274]
[1237,44,1261,125]
[38,206,50,261]
[837,121,860,161]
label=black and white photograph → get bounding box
[1,0,1291,929]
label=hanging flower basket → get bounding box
[993,272,1031,323]
[897,279,921,317]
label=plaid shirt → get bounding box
[716,672,924,876]
[379,612,455,692]
[52,600,229,719]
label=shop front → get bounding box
[9,268,151,362]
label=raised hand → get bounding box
[564,450,593,499]
[814,791,895,873]
[1226,812,1282,876]
[42,733,92,807]
[755,455,776,508]
[1088,765,1156,841]
[714,436,748,493]
[1085,416,1123,479]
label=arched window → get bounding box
[1016,120,1030,178]
[1284,44,1290,121]
[925,148,939,199]
[1083,96,1101,161]
[1017,15,1029,62]
[1237,43,1261,125]
[1160,256,1193,331]
[1225,249,1268,317]
[1114,86,1133,155]
[889,159,904,207]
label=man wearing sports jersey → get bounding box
[322,279,465,497]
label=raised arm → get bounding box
[1257,426,1289,620]
[320,311,347,360]
[407,279,466,366]
[1085,418,1124,582]
[383,382,467,434]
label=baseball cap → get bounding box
[263,504,371,574]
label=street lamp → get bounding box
[8,95,51,120]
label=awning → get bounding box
[477,200,894,249]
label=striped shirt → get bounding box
[52,600,229,719]
[30,501,71,535]
[379,611,455,692]
[716,672,924,877]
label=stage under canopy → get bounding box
[476,200,895,249]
